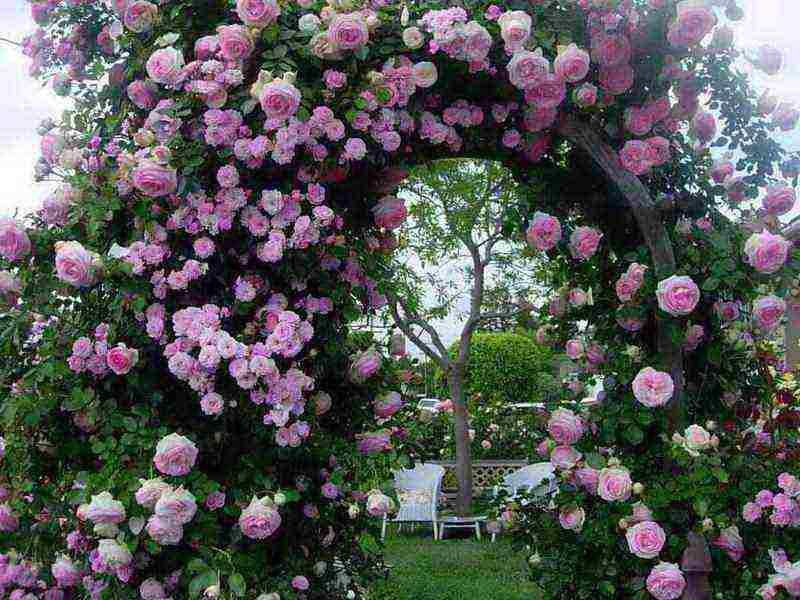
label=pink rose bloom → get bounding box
[586,344,605,365]
[0,218,31,262]
[554,44,590,83]
[626,521,666,559]
[525,73,566,109]
[135,478,172,509]
[592,33,631,67]
[239,496,281,539]
[123,1,157,33]
[714,300,740,323]
[328,13,369,50]
[569,226,603,261]
[756,490,775,508]
[195,34,220,60]
[550,445,582,470]
[0,503,18,532]
[568,288,587,308]
[52,555,81,587]
[599,63,634,95]
[646,562,686,600]
[711,159,734,184]
[292,576,310,591]
[146,514,183,545]
[155,486,197,525]
[259,80,301,121]
[656,275,700,316]
[616,268,645,303]
[575,467,599,494]
[356,430,392,455]
[632,367,674,408]
[140,580,167,600]
[713,526,744,562]
[646,136,671,166]
[200,392,224,415]
[755,44,783,76]
[350,348,382,383]
[683,323,705,352]
[145,46,184,85]
[0,271,22,304]
[667,1,717,47]
[742,502,762,523]
[773,102,799,132]
[565,339,584,360]
[507,49,549,90]
[217,24,254,61]
[598,466,632,502]
[106,343,139,375]
[236,0,280,28]
[753,295,786,332]
[132,161,177,197]
[154,433,198,476]
[691,110,717,144]
[559,506,585,532]
[497,11,532,53]
[620,140,653,176]
[526,212,562,251]
[366,490,394,517]
[763,186,796,216]
[55,241,101,288]
[547,408,584,446]
[573,83,598,108]
[462,21,492,62]
[127,80,158,110]
[205,490,226,510]
[744,231,790,274]
[374,391,403,419]
[84,491,126,524]
[624,106,653,136]
[372,196,407,230]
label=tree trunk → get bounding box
[448,368,473,517]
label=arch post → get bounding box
[681,532,712,600]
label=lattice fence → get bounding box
[431,460,529,496]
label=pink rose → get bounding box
[0,218,31,262]
[755,44,783,76]
[599,63,634,95]
[524,73,566,109]
[616,264,647,302]
[123,1,157,33]
[620,140,653,175]
[591,33,631,67]
[132,160,177,197]
[201,392,224,415]
[259,80,301,121]
[146,46,184,85]
[683,323,705,352]
[372,196,407,230]
[217,25,254,61]
[350,348,382,383]
[554,44,590,83]
[575,467,598,494]
[624,106,653,136]
[632,367,674,408]
[565,339,584,361]
[559,506,585,532]
[597,466,632,502]
[526,212,562,251]
[574,83,598,108]
[568,288,587,307]
[667,1,717,47]
[328,13,369,51]
[374,391,403,419]
[155,486,197,525]
[714,300,740,323]
[646,563,686,600]
[0,504,18,533]
[55,241,101,288]
[774,103,799,132]
[550,445,582,470]
[135,478,172,509]
[127,80,158,110]
[711,159,734,184]
[742,502,762,523]
[656,275,699,316]
[626,521,666,559]
[753,295,786,332]
[106,343,139,375]
[236,0,280,28]
[366,490,394,517]
[569,226,603,261]
[744,231,790,274]
[497,11,532,53]
[357,430,392,455]
[51,555,81,588]
[646,136,671,166]
[763,186,796,216]
[146,514,183,545]
[507,50,549,90]
[194,35,220,60]
[0,271,22,305]
[713,526,744,562]
[154,433,198,476]
[462,22,492,62]
[547,408,584,446]
[691,110,717,144]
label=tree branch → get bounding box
[0,37,21,48]
[386,290,450,361]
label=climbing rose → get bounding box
[667,0,717,47]
[356,430,392,455]
[259,80,301,121]
[632,367,674,408]
[51,555,81,587]
[574,83,598,107]
[83,491,126,524]
[140,580,167,600]
[412,62,438,88]
[131,161,177,197]
[155,487,197,525]
[135,478,172,509]
[217,25,254,61]
[239,496,282,539]
[620,140,653,175]
[374,392,403,419]
[127,80,158,110]
[55,241,101,288]
[713,526,744,562]
[372,196,407,230]
[554,44,590,83]
[691,111,717,144]
[145,46,184,85]
[106,344,139,375]
[507,49,549,90]
[547,408,584,446]
[559,506,585,532]
[550,445,582,470]
[154,433,198,476]
[753,295,786,332]
[0,504,18,532]
[366,490,394,517]
[755,44,783,75]
[763,186,796,216]
[744,231,790,274]
[97,539,133,567]
[597,466,633,502]
[349,348,382,382]
[565,339,584,360]
[328,13,369,50]
[0,218,31,262]
[236,0,280,28]
[497,11,532,53]
[646,562,686,600]
[146,515,183,545]
[683,323,706,350]
[656,275,700,316]
[569,227,603,261]
[526,212,561,251]
[626,521,666,559]
[123,1,157,33]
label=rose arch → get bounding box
[2,0,800,598]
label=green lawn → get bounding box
[369,530,543,600]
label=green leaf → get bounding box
[229,573,246,597]
[189,572,218,598]
[701,277,719,291]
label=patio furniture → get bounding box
[492,463,557,542]
[438,515,488,541]
[381,463,445,541]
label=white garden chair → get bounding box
[381,463,445,541]
[492,462,557,542]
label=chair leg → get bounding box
[432,522,438,540]
[475,522,481,541]
[381,516,387,542]
[491,532,496,543]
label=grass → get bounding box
[368,528,543,600]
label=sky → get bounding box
[1,0,800,354]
